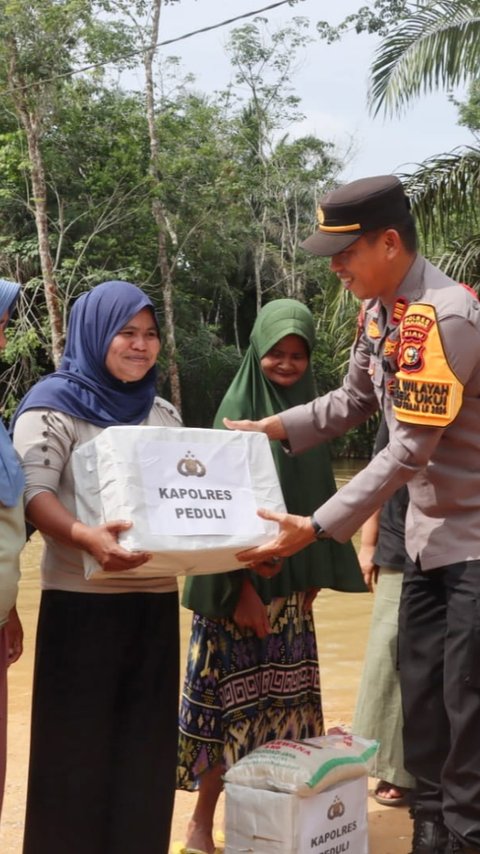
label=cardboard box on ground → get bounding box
[73,426,286,579]
[223,735,377,854]
[224,778,368,854]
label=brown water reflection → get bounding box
[334,457,368,486]
[0,460,412,853]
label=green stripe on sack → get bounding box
[306,745,379,790]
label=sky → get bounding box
[123,0,474,182]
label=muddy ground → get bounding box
[0,535,412,853]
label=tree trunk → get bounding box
[143,0,182,414]
[7,39,64,366]
[26,122,65,365]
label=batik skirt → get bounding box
[177,591,323,790]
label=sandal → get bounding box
[171,827,224,854]
[214,829,225,849]
[373,780,410,807]
[171,843,209,854]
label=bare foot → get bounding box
[185,818,215,854]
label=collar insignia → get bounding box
[391,297,408,325]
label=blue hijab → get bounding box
[13,280,158,428]
[0,279,25,506]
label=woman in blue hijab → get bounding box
[0,278,26,819]
[13,281,182,854]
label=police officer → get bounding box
[225,175,480,854]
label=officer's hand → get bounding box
[236,508,315,564]
[223,415,286,441]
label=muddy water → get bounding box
[0,463,413,853]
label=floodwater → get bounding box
[0,462,413,853]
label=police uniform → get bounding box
[284,176,480,853]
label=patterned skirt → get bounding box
[177,591,323,790]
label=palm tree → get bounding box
[402,146,480,281]
[368,0,480,116]
[367,0,480,283]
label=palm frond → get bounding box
[438,233,480,284]
[402,145,480,237]
[320,280,360,370]
[400,146,480,282]
[369,1,480,116]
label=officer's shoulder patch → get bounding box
[393,303,463,427]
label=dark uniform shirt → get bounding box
[373,418,407,571]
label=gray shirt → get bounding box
[281,255,480,570]
[14,397,182,593]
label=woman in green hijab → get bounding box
[176,299,364,854]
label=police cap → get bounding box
[301,175,413,257]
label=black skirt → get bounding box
[23,589,179,854]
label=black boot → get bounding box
[409,809,449,854]
[446,837,462,854]
[446,833,480,854]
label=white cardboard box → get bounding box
[224,777,368,853]
[72,425,286,578]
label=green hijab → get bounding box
[182,299,365,617]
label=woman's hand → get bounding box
[303,587,320,612]
[5,607,23,665]
[73,520,152,572]
[26,494,151,572]
[357,544,378,592]
[233,578,271,639]
[358,510,381,592]
[249,556,284,578]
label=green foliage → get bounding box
[0,3,370,456]
[317,0,411,42]
[225,17,312,147]
[169,326,242,428]
[365,1,480,284]
[0,318,47,417]
[403,147,480,285]
[455,77,480,136]
[309,267,376,458]
[368,0,480,116]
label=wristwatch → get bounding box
[310,515,328,540]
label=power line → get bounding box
[3,0,304,97]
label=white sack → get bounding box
[72,425,286,579]
[223,734,378,797]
